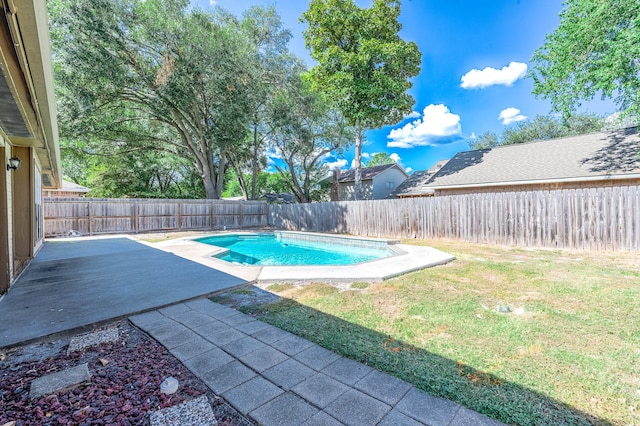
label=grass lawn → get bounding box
[225,239,639,425]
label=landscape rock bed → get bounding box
[0,322,252,426]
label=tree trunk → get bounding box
[202,172,217,199]
[353,122,363,201]
[250,124,259,199]
[215,149,226,199]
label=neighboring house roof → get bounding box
[388,159,449,198]
[58,180,91,193]
[404,127,640,195]
[337,164,408,183]
[259,192,296,204]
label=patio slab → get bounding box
[0,236,246,348]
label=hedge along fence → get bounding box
[43,198,268,237]
[268,186,640,251]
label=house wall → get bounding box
[371,168,408,199]
[434,178,640,196]
[339,180,374,201]
[12,146,35,276]
[0,139,11,291]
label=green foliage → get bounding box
[469,113,605,150]
[50,0,254,198]
[222,170,291,199]
[301,0,421,199]
[269,75,353,202]
[301,0,421,129]
[530,0,640,120]
[366,152,396,167]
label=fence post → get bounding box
[239,203,244,229]
[134,200,139,234]
[177,201,182,231]
[88,200,93,236]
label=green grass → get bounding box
[239,240,640,425]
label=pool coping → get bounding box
[154,231,455,284]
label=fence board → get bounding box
[268,186,640,251]
[44,198,268,237]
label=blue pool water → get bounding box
[195,233,392,266]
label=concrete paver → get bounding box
[378,409,424,426]
[130,298,506,426]
[250,392,319,426]
[240,346,289,373]
[221,335,266,358]
[29,363,91,400]
[354,369,412,406]
[262,358,316,390]
[322,357,374,386]
[294,345,341,371]
[292,373,350,409]
[395,388,461,425]
[201,360,256,395]
[222,376,283,414]
[324,388,391,426]
[182,348,234,376]
[302,411,344,426]
[170,336,216,361]
[271,334,315,356]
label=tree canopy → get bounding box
[469,113,605,150]
[301,0,421,200]
[530,0,640,120]
[366,152,396,167]
[51,0,257,199]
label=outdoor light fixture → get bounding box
[6,157,21,171]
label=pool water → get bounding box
[195,233,392,266]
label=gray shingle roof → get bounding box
[337,164,405,183]
[387,159,449,198]
[408,127,640,194]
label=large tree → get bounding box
[530,0,640,120]
[269,76,352,203]
[50,0,253,198]
[227,6,299,200]
[301,0,421,200]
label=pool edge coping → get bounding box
[154,231,455,284]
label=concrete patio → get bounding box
[0,236,245,348]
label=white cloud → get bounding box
[470,132,477,139]
[498,107,527,125]
[389,153,401,163]
[460,61,527,89]
[326,158,348,170]
[362,152,371,159]
[405,166,414,174]
[404,111,421,119]
[387,104,462,148]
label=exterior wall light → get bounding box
[7,157,21,171]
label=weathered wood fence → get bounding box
[44,198,268,237]
[268,186,640,250]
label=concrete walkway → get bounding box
[0,237,245,348]
[131,299,505,426]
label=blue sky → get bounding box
[194,0,616,173]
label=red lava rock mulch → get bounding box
[0,321,252,426]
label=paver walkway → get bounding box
[130,298,505,426]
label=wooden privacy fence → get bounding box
[269,186,640,251]
[44,198,268,237]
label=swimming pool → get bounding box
[195,232,394,266]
